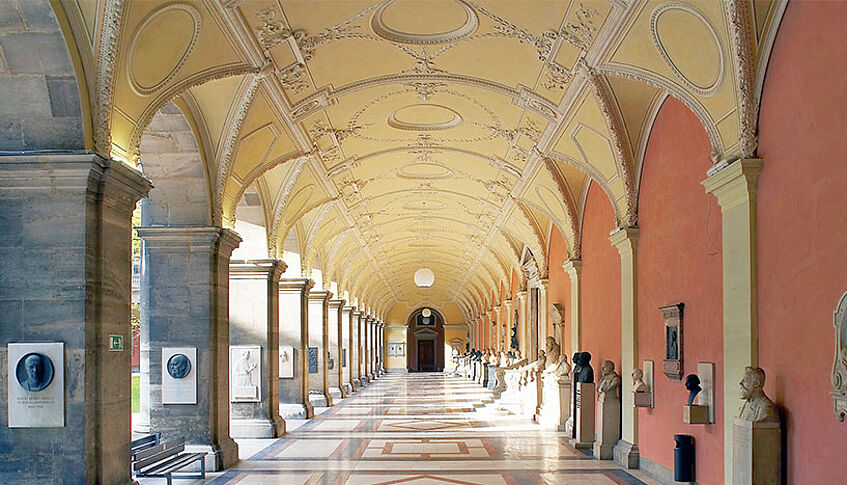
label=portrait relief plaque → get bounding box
[279,345,295,378]
[230,346,261,402]
[660,303,684,380]
[162,347,197,404]
[7,342,64,428]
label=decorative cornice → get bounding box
[95,0,126,155]
[725,0,758,159]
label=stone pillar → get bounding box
[137,226,242,471]
[368,317,377,379]
[703,159,763,483]
[379,322,386,375]
[278,278,314,419]
[503,300,513,351]
[609,228,640,468]
[352,309,363,387]
[538,279,550,350]
[328,298,344,401]
[0,155,150,484]
[341,304,355,393]
[362,315,371,383]
[562,259,582,354]
[307,290,332,407]
[228,260,286,438]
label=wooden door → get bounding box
[417,339,435,371]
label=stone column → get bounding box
[137,226,242,471]
[362,315,371,383]
[703,159,763,484]
[352,309,363,387]
[503,300,513,351]
[562,259,582,354]
[379,322,386,375]
[0,155,150,484]
[328,298,344,401]
[307,290,332,407]
[228,260,286,438]
[341,304,355,393]
[609,228,640,468]
[516,291,528,358]
[367,317,376,380]
[538,279,550,350]
[278,278,314,419]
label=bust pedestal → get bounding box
[732,418,782,485]
[683,404,711,424]
[536,374,571,430]
[573,382,595,449]
[593,391,621,459]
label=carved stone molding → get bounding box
[832,291,847,421]
[725,0,758,159]
[95,0,126,155]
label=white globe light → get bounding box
[414,268,435,287]
[422,308,432,317]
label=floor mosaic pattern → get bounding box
[146,372,660,484]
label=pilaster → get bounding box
[703,158,763,483]
[0,154,151,484]
[562,259,582,354]
[137,225,242,472]
[538,279,550,349]
[352,309,363,386]
[278,278,314,419]
[516,291,528,359]
[328,298,345,400]
[609,227,640,468]
[307,290,332,407]
[503,300,514,351]
[341,304,355,393]
[228,260,286,438]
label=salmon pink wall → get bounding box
[580,182,621,368]
[757,1,847,482]
[547,227,572,354]
[635,97,724,484]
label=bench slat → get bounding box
[141,452,206,476]
[134,444,185,470]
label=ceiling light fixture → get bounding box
[414,268,434,287]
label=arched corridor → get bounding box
[144,372,655,485]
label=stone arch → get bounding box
[138,102,212,226]
[406,307,446,372]
[0,2,89,151]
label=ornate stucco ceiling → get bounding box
[56,0,785,319]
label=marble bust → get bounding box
[544,353,570,377]
[739,366,779,422]
[684,374,702,406]
[498,351,509,368]
[167,353,191,379]
[544,336,561,368]
[632,368,648,393]
[16,353,54,392]
[596,360,621,399]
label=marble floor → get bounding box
[144,372,661,484]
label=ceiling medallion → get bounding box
[388,104,463,131]
[396,162,453,180]
[370,0,479,45]
[414,268,435,287]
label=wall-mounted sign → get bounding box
[108,335,123,351]
[7,342,64,428]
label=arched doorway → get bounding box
[406,308,445,372]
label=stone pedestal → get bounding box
[278,279,314,419]
[593,392,621,460]
[520,372,541,416]
[328,298,344,401]
[228,260,286,438]
[573,383,595,449]
[0,155,150,484]
[732,418,782,485]
[138,226,242,472]
[537,375,571,430]
[307,290,332,407]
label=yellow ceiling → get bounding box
[58,0,782,319]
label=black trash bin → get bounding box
[674,434,694,482]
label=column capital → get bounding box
[137,226,242,256]
[229,259,285,281]
[308,289,333,302]
[609,226,640,255]
[516,290,528,301]
[342,305,355,313]
[702,158,763,210]
[329,298,345,308]
[562,258,582,275]
[279,277,315,295]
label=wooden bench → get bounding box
[131,437,207,484]
[131,433,161,456]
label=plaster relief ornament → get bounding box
[167,353,191,379]
[684,373,702,406]
[596,360,621,399]
[15,353,54,392]
[632,368,648,393]
[739,366,779,423]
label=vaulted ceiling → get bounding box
[56,0,784,319]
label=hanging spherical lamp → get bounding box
[414,268,435,287]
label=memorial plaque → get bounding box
[308,347,319,374]
[7,343,64,428]
[342,349,347,367]
[279,345,294,378]
[230,346,261,402]
[162,347,196,404]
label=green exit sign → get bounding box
[109,334,124,351]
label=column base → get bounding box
[279,403,309,420]
[230,417,285,438]
[613,440,640,469]
[186,437,238,472]
[329,387,343,402]
[309,391,329,408]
